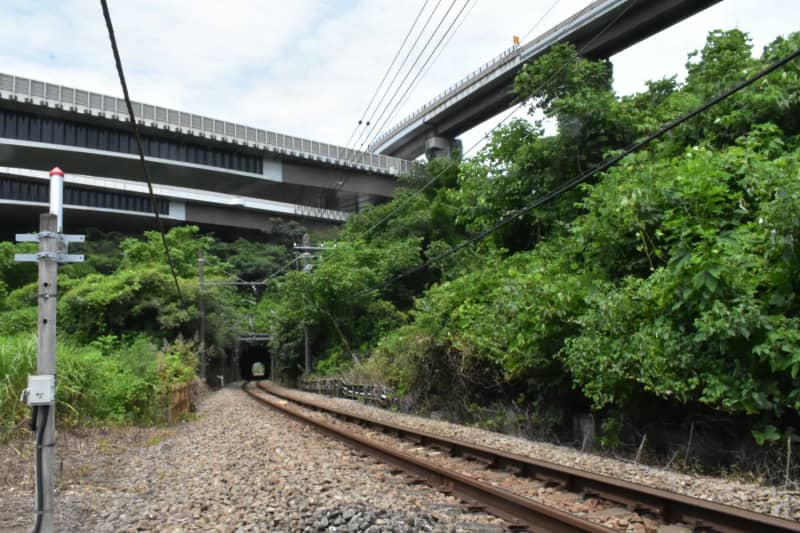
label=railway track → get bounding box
[244,381,800,533]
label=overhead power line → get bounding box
[361,101,524,237]
[363,0,475,152]
[261,255,300,284]
[99,0,184,303]
[333,0,434,198]
[378,0,480,135]
[520,0,561,43]
[346,0,446,162]
[357,44,800,296]
[336,0,475,198]
[272,0,630,284]
[348,0,458,162]
[342,0,432,154]
[334,0,462,200]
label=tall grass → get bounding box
[0,333,196,441]
[0,333,36,439]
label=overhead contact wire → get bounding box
[99,0,185,303]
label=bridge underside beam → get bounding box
[0,197,337,241]
[573,0,721,60]
[0,171,344,240]
[0,138,394,213]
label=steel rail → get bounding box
[243,382,615,532]
[257,382,800,533]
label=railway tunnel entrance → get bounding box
[237,335,271,381]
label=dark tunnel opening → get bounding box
[238,341,271,381]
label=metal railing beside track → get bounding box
[0,72,416,177]
[299,377,397,407]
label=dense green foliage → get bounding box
[263,29,800,448]
[0,224,297,438]
[0,333,198,438]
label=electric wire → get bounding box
[361,102,525,237]
[333,0,472,206]
[355,44,800,296]
[276,2,635,355]
[376,0,480,138]
[333,0,554,208]
[347,0,458,163]
[346,0,446,163]
[335,0,473,199]
[328,0,440,204]
[342,0,432,155]
[32,404,48,533]
[262,255,300,284]
[520,0,561,43]
[270,0,629,286]
[363,0,475,154]
[99,0,184,303]
[367,0,560,156]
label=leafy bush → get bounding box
[0,332,198,440]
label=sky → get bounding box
[0,1,797,160]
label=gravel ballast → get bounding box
[1,385,508,532]
[263,381,800,522]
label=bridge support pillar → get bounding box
[425,136,460,160]
[358,194,370,212]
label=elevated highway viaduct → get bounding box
[0,73,417,237]
[0,167,344,241]
[371,0,721,159]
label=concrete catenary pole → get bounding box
[37,166,63,532]
[301,234,312,375]
[198,249,206,380]
[15,167,84,532]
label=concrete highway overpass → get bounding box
[371,0,720,159]
[0,72,418,236]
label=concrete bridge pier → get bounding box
[425,136,461,160]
